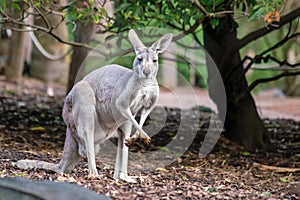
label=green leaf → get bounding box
[279,177,289,183]
[159,146,170,152]
[11,2,21,13]
[30,126,46,131]
[165,131,175,136]
[55,116,61,121]
[114,2,131,13]
[156,167,167,171]
[221,159,227,166]
[207,187,216,192]
[13,172,27,177]
[261,191,271,197]
[6,90,15,95]
[210,18,219,29]
[242,151,251,156]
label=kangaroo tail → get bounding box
[13,160,60,173]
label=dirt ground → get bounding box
[158,87,300,121]
[0,76,300,199]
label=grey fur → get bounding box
[14,29,173,182]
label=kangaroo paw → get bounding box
[140,133,151,145]
[125,137,137,147]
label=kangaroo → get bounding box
[14,29,173,182]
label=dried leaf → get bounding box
[264,11,280,23]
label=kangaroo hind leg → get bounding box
[72,81,99,177]
[57,127,81,173]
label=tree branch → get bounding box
[191,0,209,16]
[0,18,109,55]
[191,0,248,19]
[249,70,300,91]
[241,32,300,74]
[238,7,300,49]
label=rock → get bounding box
[0,177,110,200]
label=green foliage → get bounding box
[0,0,21,13]
[111,0,203,32]
[63,1,104,25]
[110,0,286,33]
[198,0,226,13]
[0,0,104,25]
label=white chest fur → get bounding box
[130,83,158,114]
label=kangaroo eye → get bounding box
[138,57,143,62]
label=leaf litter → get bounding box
[0,77,299,199]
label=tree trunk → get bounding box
[5,30,26,80]
[4,3,27,81]
[67,19,95,93]
[203,17,268,150]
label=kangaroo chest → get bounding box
[130,84,158,114]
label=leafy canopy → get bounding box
[108,0,285,33]
[0,0,285,33]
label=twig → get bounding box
[253,162,300,173]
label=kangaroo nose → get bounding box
[143,67,151,75]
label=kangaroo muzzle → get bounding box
[143,66,151,75]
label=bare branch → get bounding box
[226,31,300,81]
[261,55,300,68]
[241,32,300,74]
[249,70,300,91]
[2,19,109,54]
[29,0,51,30]
[260,32,300,57]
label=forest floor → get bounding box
[0,76,300,199]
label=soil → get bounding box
[0,76,299,199]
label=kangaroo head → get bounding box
[128,29,173,79]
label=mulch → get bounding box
[0,77,299,199]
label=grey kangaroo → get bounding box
[14,29,173,182]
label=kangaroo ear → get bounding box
[128,29,146,53]
[151,33,173,54]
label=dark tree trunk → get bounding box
[67,19,95,93]
[67,0,97,93]
[203,17,268,150]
